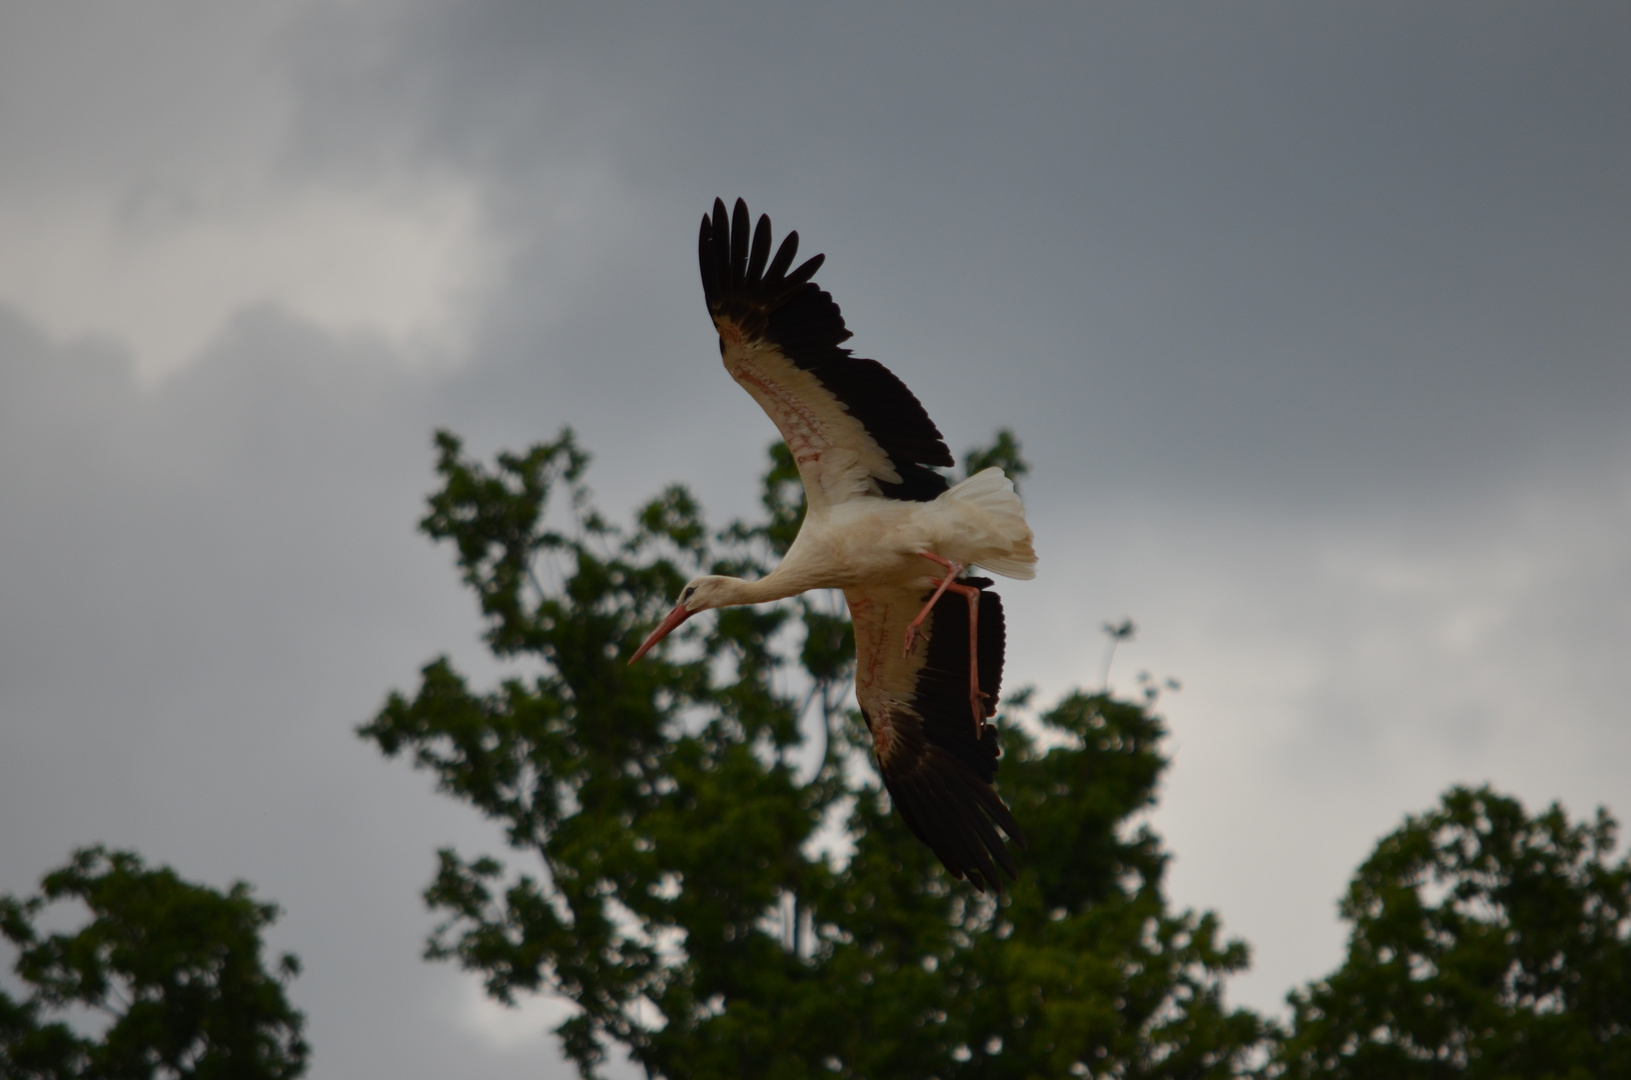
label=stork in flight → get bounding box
[630,198,1037,892]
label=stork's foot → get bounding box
[970,689,991,737]
[901,554,965,659]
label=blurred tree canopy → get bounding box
[361,429,1262,1079]
[0,846,307,1080]
[1269,786,1631,1079]
[4,434,1622,1080]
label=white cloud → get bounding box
[0,2,501,380]
[453,978,577,1051]
[0,175,497,379]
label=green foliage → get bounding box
[962,429,1029,494]
[361,427,1262,1078]
[0,847,307,1080]
[1268,785,1631,1079]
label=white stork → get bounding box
[630,198,1037,892]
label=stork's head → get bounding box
[627,575,735,663]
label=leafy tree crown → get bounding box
[1270,785,1631,1080]
[361,427,1261,1079]
[0,846,307,1080]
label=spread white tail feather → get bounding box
[940,467,1038,579]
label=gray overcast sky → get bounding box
[2,4,1628,1076]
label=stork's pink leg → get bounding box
[902,553,964,658]
[945,578,989,736]
[904,553,990,737]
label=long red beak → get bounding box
[628,601,694,664]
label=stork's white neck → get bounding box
[706,570,802,608]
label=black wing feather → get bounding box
[764,229,800,283]
[746,213,772,282]
[875,577,1026,892]
[730,198,750,286]
[699,197,954,502]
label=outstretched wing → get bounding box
[699,198,953,511]
[846,577,1026,892]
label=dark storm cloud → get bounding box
[282,2,1631,509]
[4,3,1629,1067]
[268,2,1631,1014]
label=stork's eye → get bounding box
[682,586,697,601]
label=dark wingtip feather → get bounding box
[710,200,731,302]
[765,230,800,282]
[730,199,750,287]
[697,198,954,501]
[698,214,717,306]
[784,252,826,291]
[747,213,772,282]
[886,758,1015,893]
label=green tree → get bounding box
[1268,785,1631,1079]
[0,846,307,1080]
[361,427,1262,1079]
[961,430,1030,495]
